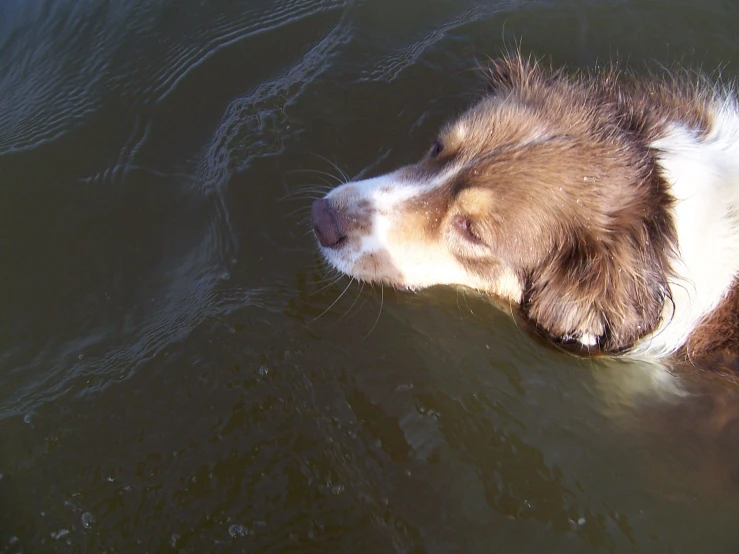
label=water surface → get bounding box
[2,0,739,552]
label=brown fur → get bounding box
[314,54,739,361]
[685,285,739,362]
[416,56,686,352]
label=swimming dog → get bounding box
[311,55,739,362]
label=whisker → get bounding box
[281,192,328,201]
[286,168,346,185]
[285,204,315,217]
[287,181,335,192]
[310,153,351,183]
[352,286,371,317]
[278,185,334,203]
[312,278,355,322]
[311,268,346,294]
[462,290,475,315]
[340,280,366,321]
[313,272,344,291]
[364,284,384,339]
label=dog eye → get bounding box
[452,214,484,245]
[430,140,444,158]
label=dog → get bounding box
[311,55,739,364]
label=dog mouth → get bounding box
[311,199,412,290]
[310,180,470,294]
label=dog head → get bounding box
[312,56,675,352]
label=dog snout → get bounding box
[311,199,346,248]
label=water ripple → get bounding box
[353,1,522,83]
[196,12,355,194]
[0,0,349,156]
[0,218,273,419]
[79,115,153,191]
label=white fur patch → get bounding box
[634,100,739,357]
[579,333,598,347]
[324,170,449,270]
[320,164,524,299]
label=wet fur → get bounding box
[312,55,739,363]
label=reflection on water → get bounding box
[0,0,348,155]
[1,0,739,552]
[197,7,353,193]
[0,0,350,416]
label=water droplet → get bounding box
[221,272,231,281]
[81,512,94,529]
[23,414,32,425]
[229,524,249,538]
[577,517,586,526]
[258,365,269,376]
[51,529,69,540]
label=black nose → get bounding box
[311,199,345,248]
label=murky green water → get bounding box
[2,0,739,552]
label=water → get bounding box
[1,0,739,552]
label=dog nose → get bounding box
[311,199,345,248]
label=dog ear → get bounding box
[521,234,667,353]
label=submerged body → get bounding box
[311,55,739,362]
